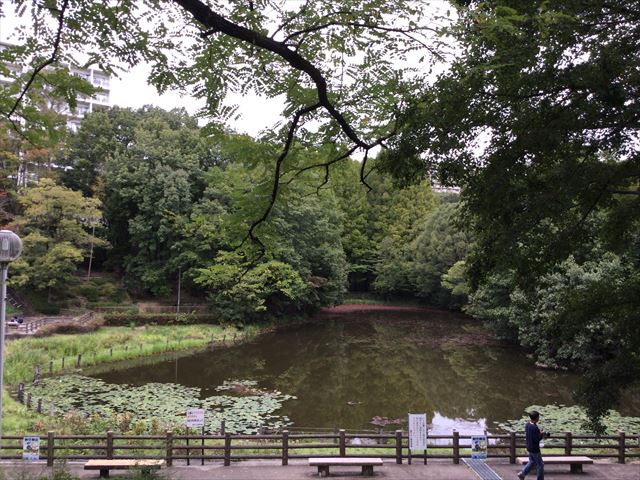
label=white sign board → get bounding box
[471,435,488,459]
[22,436,40,461]
[408,413,427,450]
[186,408,205,428]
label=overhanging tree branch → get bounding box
[172,0,370,149]
[6,0,69,120]
[241,102,321,248]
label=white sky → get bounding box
[0,8,286,137]
[108,63,285,137]
[0,2,454,138]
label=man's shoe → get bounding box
[517,473,525,480]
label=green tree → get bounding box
[3,0,445,247]
[10,179,105,298]
[100,108,208,295]
[409,200,472,308]
[384,0,640,428]
[192,152,348,322]
[371,178,438,295]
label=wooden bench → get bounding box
[84,459,165,478]
[309,458,384,477]
[517,456,593,473]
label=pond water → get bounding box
[86,307,640,434]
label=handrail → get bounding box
[0,430,636,467]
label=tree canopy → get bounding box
[386,0,640,430]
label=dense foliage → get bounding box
[1,0,638,431]
[386,0,640,430]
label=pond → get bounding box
[93,307,638,432]
[31,307,640,434]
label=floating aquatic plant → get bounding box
[24,375,295,434]
[497,404,640,444]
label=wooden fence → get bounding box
[0,430,638,466]
[13,312,94,335]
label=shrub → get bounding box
[103,313,219,326]
[34,321,102,337]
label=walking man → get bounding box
[517,410,545,480]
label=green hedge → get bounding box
[103,312,220,326]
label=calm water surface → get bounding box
[93,308,635,433]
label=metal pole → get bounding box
[177,266,181,313]
[87,223,95,279]
[0,263,8,439]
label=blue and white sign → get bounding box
[22,436,40,461]
[471,435,487,459]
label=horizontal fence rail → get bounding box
[1,430,638,466]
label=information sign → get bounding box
[408,413,427,450]
[471,435,488,459]
[186,408,205,428]
[22,436,40,461]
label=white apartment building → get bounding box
[0,41,111,132]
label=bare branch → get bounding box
[173,0,370,149]
[360,149,372,191]
[283,144,359,185]
[241,102,321,247]
[283,20,436,44]
[6,0,69,120]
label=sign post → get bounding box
[186,409,205,466]
[408,413,427,465]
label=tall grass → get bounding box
[4,324,256,385]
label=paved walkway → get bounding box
[1,459,639,479]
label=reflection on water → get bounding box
[430,412,486,445]
[93,309,635,434]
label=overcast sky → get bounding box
[108,63,285,137]
[0,3,451,138]
[0,9,287,137]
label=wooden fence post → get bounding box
[76,354,82,367]
[18,383,24,403]
[339,429,346,457]
[224,433,231,466]
[453,430,460,464]
[166,431,173,467]
[49,359,53,374]
[510,432,517,464]
[47,431,55,467]
[37,399,42,413]
[61,357,65,369]
[565,432,572,456]
[220,420,226,436]
[618,431,626,464]
[110,347,113,357]
[106,431,114,459]
[27,392,32,409]
[282,430,289,466]
[395,430,403,464]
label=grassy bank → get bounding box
[3,323,259,434]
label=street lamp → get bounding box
[0,230,23,438]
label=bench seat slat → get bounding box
[309,457,383,466]
[517,456,593,464]
[84,459,164,470]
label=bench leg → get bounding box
[318,465,330,477]
[361,465,374,476]
[570,464,583,473]
[99,469,109,478]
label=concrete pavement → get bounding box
[1,459,638,479]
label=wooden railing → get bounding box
[0,430,638,466]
